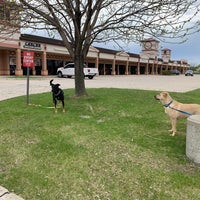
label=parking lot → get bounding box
[0,75,200,101]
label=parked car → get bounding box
[57,63,98,79]
[171,69,180,75]
[185,70,193,76]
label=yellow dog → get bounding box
[154,92,200,136]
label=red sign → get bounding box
[23,51,34,68]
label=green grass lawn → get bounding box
[0,88,200,200]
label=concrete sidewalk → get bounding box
[0,75,200,101]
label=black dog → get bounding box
[50,79,65,113]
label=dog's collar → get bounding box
[164,100,173,108]
[55,90,61,96]
[163,100,192,116]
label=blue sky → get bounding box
[94,31,200,66]
[162,33,200,66]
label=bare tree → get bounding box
[13,0,200,96]
[0,1,21,37]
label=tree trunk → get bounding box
[74,54,87,96]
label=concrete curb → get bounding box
[0,186,24,200]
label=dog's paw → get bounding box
[171,132,176,136]
[169,132,176,136]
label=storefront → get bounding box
[0,34,189,76]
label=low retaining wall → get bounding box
[186,115,200,165]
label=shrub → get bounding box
[162,70,173,75]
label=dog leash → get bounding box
[28,103,55,109]
[164,100,192,116]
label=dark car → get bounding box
[185,70,193,76]
[171,69,180,75]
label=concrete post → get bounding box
[186,115,200,165]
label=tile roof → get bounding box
[20,34,65,46]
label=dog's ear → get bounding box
[162,92,169,98]
[163,92,167,98]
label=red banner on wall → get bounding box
[23,51,34,68]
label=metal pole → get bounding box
[26,67,30,105]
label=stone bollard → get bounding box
[186,115,200,165]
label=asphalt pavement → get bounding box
[0,75,200,101]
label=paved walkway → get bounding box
[0,74,200,199]
[0,75,200,101]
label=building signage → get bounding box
[23,41,41,50]
[23,51,34,68]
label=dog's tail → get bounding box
[50,79,54,86]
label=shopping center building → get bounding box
[0,33,190,76]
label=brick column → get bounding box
[125,58,129,75]
[111,56,116,75]
[41,51,48,76]
[145,62,149,75]
[137,59,140,75]
[15,48,23,76]
[95,53,99,69]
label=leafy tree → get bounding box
[12,0,200,96]
[192,64,200,73]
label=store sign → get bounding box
[23,41,41,50]
[23,51,34,68]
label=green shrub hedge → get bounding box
[162,70,173,75]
